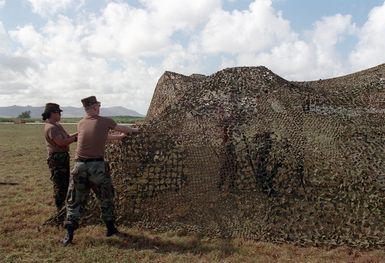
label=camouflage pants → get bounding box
[65,160,115,226]
[47,152,70,210]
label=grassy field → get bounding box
[1,124,384,263]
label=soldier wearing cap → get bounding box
[62,96,140,246]
[42,103,78,212]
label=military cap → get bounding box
[81,96,100,107]
[44,103,62,113]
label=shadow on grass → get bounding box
[97,231,238,257]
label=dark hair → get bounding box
[41,111,51,121]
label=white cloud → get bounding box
[0,54,39,104]
[0,0,5,8]
[201,0,296,53]
[140,0,221,30]
[5,7,175,113]
[0,22,39,101]
[9,25,44,57]
[0,48,159,113]
[310,14,356,71]
[213,11,356,80]
[2,0,385,112]
[83,2,170,58]
[83,1,220,58]
[237,41,315,79]
[0,21,10,53]
[160,44,203,74]
[349,1,385,70]
[26,0,85,17]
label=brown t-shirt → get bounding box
[44,122,70,154]
[76,115,117,159]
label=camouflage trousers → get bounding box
[47,152,70,210]
[65,160,115,226]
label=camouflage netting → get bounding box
[48,64,385,248]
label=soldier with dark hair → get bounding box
[61,96,140,246]
[42,103,78,212]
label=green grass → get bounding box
[1,124,385,262]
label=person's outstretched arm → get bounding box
[107,125,140,141]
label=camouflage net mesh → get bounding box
[46,64,385,248]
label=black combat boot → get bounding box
[105,221,118,237]
[61,224,75,246]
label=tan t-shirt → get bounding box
[44,122,70,154]
[76,115,117,159]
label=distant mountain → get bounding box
[0,105,144,118]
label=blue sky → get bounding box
[273,0,384,28]
[1,0,385,114]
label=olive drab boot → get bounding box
[105,221,118,237]
[61,224,75,246]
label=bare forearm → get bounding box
[127,127,140,135]
[107,133,126,141]
[54,135,77,147]
[114,125,140,135]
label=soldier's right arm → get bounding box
[113,124,140,135]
